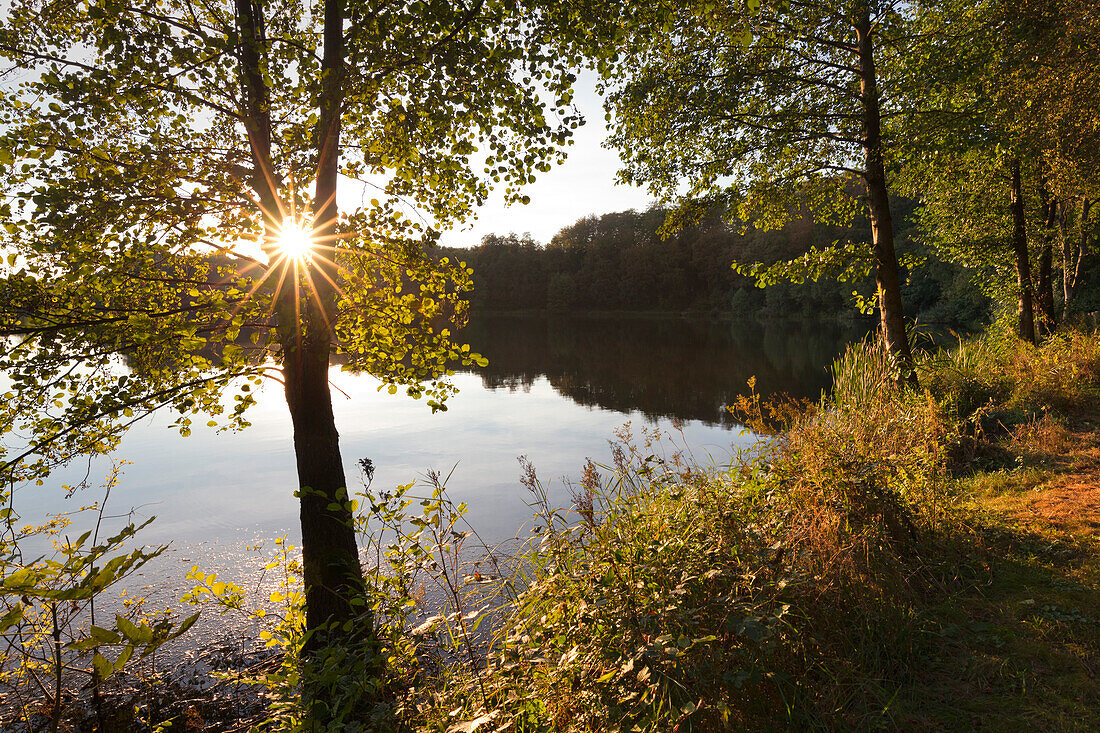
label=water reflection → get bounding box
[12,314,872,656]
[461,314,872,425]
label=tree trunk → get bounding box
[1036,191,1057,334]
[1009,159,1036,344]
[855,4,916,387]
[237,0,366,650]
[293,0,367,645]
[1063,197,1090,319]
[1036,243,1055,335]
[283,328,365,640]
[236,0,278,230]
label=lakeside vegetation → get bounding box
[389,324,1100,732]
[4,324,1099,730]
[2,0,1100,729]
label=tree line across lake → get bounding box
[443,200,1098,328]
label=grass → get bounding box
[409,326,1100,732]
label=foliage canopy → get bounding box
[0,0,579,479]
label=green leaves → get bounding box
[0,0,578,484]
[733,237,875,296]
[0,602,24,632]
[0,473,201,716]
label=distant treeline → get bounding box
[440,205,991,327]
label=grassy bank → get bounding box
[416,327,1100,732]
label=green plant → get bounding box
[920,327,1100,425]
[0,463,198,730]
[180,460,513,731]
[403,432,801,733]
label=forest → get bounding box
[444,201,1004,326]
[1,0,1099,730]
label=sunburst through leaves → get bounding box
[276,218,315,262]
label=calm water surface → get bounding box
[14,315,868,626]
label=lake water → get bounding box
[11,315,869,635]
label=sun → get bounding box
[277,218,314,262]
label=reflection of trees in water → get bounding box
[460,315,871,426]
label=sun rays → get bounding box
[276,217,316,262]
[219,190,363,352]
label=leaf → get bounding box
[89,625,121,644]
[114,644,134,670]
[0,603,23,633]
[116,614,153,644]
[3,567,32,588]
[92,652,114,681]
[169,612,200,640]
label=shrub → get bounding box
[478,445,796,732]
[921,327,1100,423]
[0,463,198,730]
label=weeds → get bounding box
[922,327,1100,425]
[165,327,1100,731]
[0,462,199,731]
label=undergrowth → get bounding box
[403,327,1100,732]
[45,327,1097,731]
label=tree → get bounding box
[898,0,1100,340]
[0,0,578,698]
[1012,0,1100,322]
[592,0,919,380]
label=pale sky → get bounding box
[234,75,653,264]
[426,73,654,247]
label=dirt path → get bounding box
[998,419,1100,538]
[1013,475,1100,534]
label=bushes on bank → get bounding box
[420,328,1097,732]
[922,327,1100,424]
[175,327,1099,731]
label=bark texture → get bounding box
[855,5,916,386]
[1009,159,1037,344]
[295,0,367,643]
[1063,197,1090,319]
[1036,191,1058,334]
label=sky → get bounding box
[365,73,655,249]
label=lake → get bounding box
[12,314,869,631]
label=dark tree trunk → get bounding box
[237,0,366,650]
[1036,244,1054,334]
[1063,197,1090,319]
[294,0,367,644]
[236,0,278,228]
[283,327,365,640]
[1036,191,1057,334]
[855,5,916,387]
[1009,159,1036,344]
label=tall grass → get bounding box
[190,327,1100,732]
[417,331,1100,731]
[414,339,964,730]
[787,338,954,581]
[921,327,1100,422]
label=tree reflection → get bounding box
[458,315,872,426]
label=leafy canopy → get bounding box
[0,0,580,481]
[596,0,919,288]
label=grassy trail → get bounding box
[890,415,1100,731]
